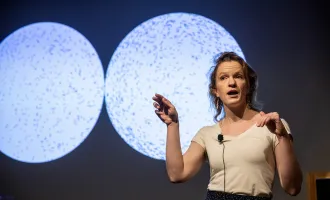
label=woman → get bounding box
[152,52,302,200]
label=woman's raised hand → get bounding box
[152,93,178,126]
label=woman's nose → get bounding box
[228,77,236,87]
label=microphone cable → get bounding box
[222,142,226,194]
[218,134,226,196]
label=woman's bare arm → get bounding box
[166,122,205,182]
[153,93,205,183]
[275,135,303,196]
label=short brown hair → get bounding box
[208,52,262,121]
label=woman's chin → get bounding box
[223,99,246,109]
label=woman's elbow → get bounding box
[283,171,303,196]
[167,170,189,183]
[168,175,186,183]
[284,180,302,196]
[286,185,301,196]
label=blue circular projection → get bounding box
[0,22,104,163]
[105,12,245,160]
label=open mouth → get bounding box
[227,90,239,96]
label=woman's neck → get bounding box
[223,104,254,123]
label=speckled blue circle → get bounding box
[105,12,244,160]
[0,22,105,163]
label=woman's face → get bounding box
[213,60,248,109]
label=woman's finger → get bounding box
[155,110,171,120]
[162,97,175,109]
[264,116,272,126]
[155,110,164,114]
[155,110,165,120]
[155,93,165,99]
[256,115,264,126]
[256,117,263,127]
[152,96,162,103]
[258,115,268,127]
[153,102,160,109]
[152,96,165,109]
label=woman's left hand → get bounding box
[256,111,287,136]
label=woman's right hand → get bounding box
[152,93,178,126]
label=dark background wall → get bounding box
[1,0,329,200]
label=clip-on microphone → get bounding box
[218,134,224,143]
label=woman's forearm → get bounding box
[165,122,184,182]
[275,135,303,195]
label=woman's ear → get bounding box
[212,88,218,97]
